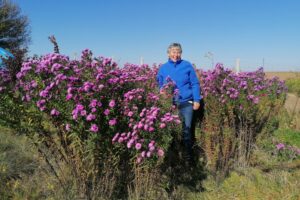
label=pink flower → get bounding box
[76,104,84,111]
[98,84,104,90]
[80,110,87,116]
[31,80,37,88]
[146,151,151,157]
[65,124,71,131]
[149,146,155,151]
[141,151,146,157]
[174,119,181,124]
[148,142,154,148]
[72,114,78,120]
[135,143,142,150]
[50,109,60,116]
[276,143,285,150]
[118,137,124,143]
[112,133,120,143]
[66,93,73,100]
[104,109,110,116]
[39,90,48,98]
[253,97,259,104]
[136,156,142,164]
[86,114,96,121]
[109,100,116,108]
[137,122,143,129]
[127,141,133,148]
[157,149,164,157]
[89,99,98,108]
[90,124,99,132]
[127,111,134,117]
[144,124,149,131]
[109,118,117,126]
[159,123,166,129]
[148,127,155,132]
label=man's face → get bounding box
[168,48,182,62]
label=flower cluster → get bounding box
[0,68,11,92]
[200,63,287,110]
[15,49,180,164]
[275,142,300,160]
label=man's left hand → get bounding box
[193,102,200,110]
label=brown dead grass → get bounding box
[265,72,300,80]
[285,93,300,113]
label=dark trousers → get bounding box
[178,101,194,160]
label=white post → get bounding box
[140,56,144,65]
[236,58,240,73]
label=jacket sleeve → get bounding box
[189,65,202,102]
[156,68,164,89]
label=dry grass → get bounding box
[284,93,300,130]
[285,93,300,113]
[265,72,300,80]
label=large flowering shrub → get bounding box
[3,50,181,198]
[198,64,287,177]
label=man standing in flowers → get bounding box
[157,43,201,164]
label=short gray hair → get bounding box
[167,43,182,53]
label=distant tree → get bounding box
[0,0,30,50]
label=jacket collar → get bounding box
[168,58,182,65]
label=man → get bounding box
[157,43,201,164]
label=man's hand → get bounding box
[193,102,200,110]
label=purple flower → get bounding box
[159,123,166,129]
[118,137,124,143]
[50,109,60,116]
[148,127,155,132]
[90,124,99,132]
[76,104,84,111]
[39,90,48,98]
[80,110,87,116]
[86,114,96,121]
[135,143,142,150]
[127,140,134,148]
[127,111,134,117]
[149,145,155,151]
[89,99,98,108]
[109,100,116,108]
[253,97,259,104]
[65,124,71,131]
[66,93,73,100]
[146,151,151,157]
[137,122,143,129]
[109,118,117,126]
[31,80,37,88]
[112,133,120,143]
[276,143,285,150]
[157,149,165,157]
[136,156,142,164]
[104,109,110,116]
[98,84,104,90]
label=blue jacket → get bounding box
[157,59,201,104]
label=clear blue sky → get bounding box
[13,0,300,71]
